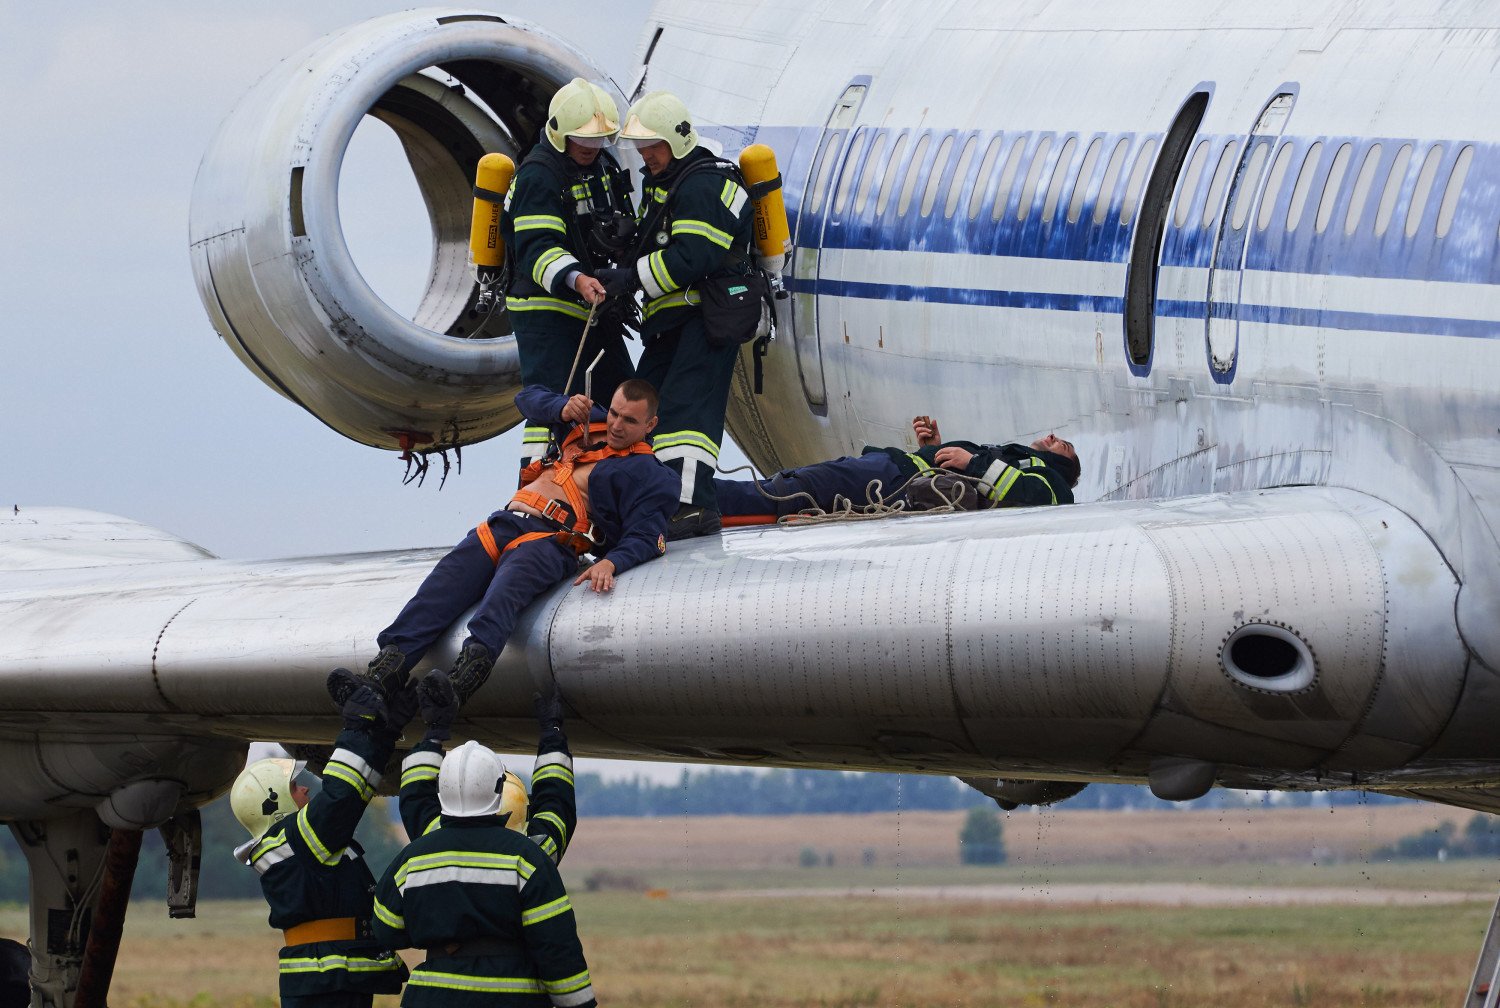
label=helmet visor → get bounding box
[567,133,617,149]
[619,135,668,151]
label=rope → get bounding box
[561,300,601,398]
[711,460,1001,527]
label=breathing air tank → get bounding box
[469,152,515,278]
[738,144,790,278]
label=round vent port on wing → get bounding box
[1220,622,1317,694]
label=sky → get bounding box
[0,1,720,783]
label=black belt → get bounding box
[427,936,514,958]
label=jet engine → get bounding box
[189,8,622,452]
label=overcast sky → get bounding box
[0,1,729,782]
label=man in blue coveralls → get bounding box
[352,379,679,706]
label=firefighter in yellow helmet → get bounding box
[230,673,418,1008]
[610,89,758,540]
[506,76,639,480]
[373,674,594,1007]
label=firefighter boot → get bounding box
[449,640,497,706]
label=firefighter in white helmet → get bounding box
[373,674,593,1007]
[505,76,639,483]
[606,89,758,540]
[230,673,418,1008]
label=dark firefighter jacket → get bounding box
[236,725,408,998]
[894,441,1076,506]
[630,146,756,339]
[507,141,630,325]
[373,735,593,1007]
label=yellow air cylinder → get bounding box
[469,152,515,272]
[738,144,790,273]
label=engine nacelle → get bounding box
[189,8,621,451]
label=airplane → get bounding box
[5,0,1500,1004]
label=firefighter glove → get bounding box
[384,678,420,735]
[594,266,638,299]
[418,671,459,742]
[328,668,387,730]
[533,684,566,734]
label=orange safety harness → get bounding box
[476,421,655,564]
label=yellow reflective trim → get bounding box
[372,900,404,930]
[521,894,572,926]
[642,288,699,320]
[400,765,439,788]
[647,250,676,292]
[296,810,338,866]
[505,296,591,321]
[906,453,934,474]
[653,430,720,455]
[513,214,565,232]
[531,764,574,786]
[408,970,545,994]
[532,810,567,842]
[323,762,373,802]
[670,218,733,249]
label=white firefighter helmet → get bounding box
[545,77,620,153]
[230,758,305,838]
[619,90,697,159]
[438,740,507,817]
[499,770,529,833]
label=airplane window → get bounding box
[855,131,889,215]
[1257,141,1294,232]
[1230,139,1269,231]
[1373,144,1413,237]
[1041,136,1078,223]
[1093,137,1131,225]
[1343,143,1382,236]
[920,134,955,217]
[968,135,1004,220]
[1066,136,1104,224]
[944,134,978,219]
[1119,137,1158,227]
[1436,145,1473,238]
[807,131,846,216]
[1314,142,1352,234]
[1285,141,1323,231]
[876,132,909,216]
[1405,143,1444,238]
[898,132,932,216]
[833,127,869,216]
[1172,139,1210,229]
[1201,139,1241,229]
[1017,135,1054,221]
[992,136,1029,221]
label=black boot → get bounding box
[365,644,409,698]
[666,504,722,541]
[449,640,497,705]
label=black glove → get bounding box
[328,668,386,730]
[384,678,420,736]
[417,671,459,743]
[533,685,565,735]
[593,266,638,299]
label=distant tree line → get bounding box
[0,767,1447,908]
[1377,813,1500,860]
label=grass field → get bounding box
[2,804,1494,1006]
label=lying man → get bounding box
[714,414,1080,519]
[355,379,679,704]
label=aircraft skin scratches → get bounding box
[5,0,1500,903]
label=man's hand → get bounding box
[384,679,420,735]
[559,394,593,425]
[574,558,617,593]
[573,273,607,305]
[533,685,565,735]
[913,415,941,447]
[934,445,973,471]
